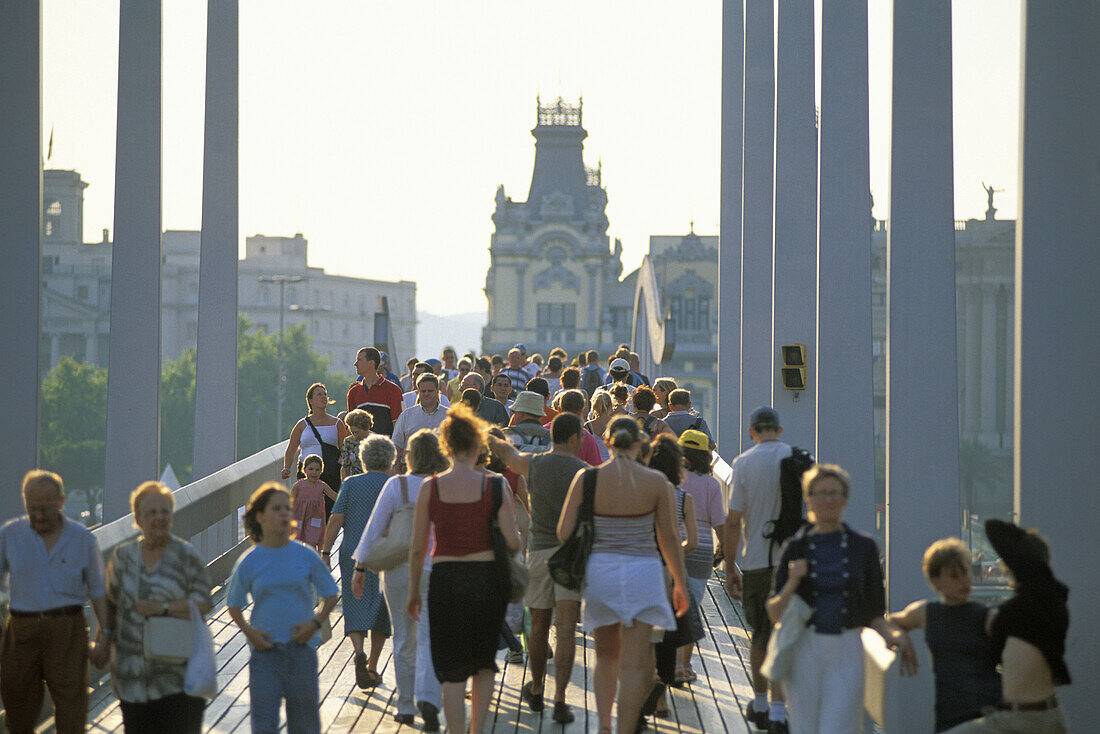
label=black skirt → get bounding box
[428,561,508,683]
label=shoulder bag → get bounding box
[546,467,598,591]
[361,475,415,573]
[489,475,529,604]
[145,599,201,665]
[303,417,342,488]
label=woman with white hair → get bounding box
[320,434,396,689]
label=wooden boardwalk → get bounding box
[84,536,756,734]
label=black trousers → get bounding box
[119,692,205,734]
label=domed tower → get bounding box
[482,97,623,355]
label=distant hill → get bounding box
[416,310,486,361]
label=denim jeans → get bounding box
[249,642,320,734]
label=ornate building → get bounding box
[39,169,417,374]
[870,204,1015,517]
[482,98,628,355]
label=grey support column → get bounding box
[717,0,744,456]
[1015,1,1100,724]
[740,0,775,434]
[104,0,162,520]
[515,264,526,331]
[193,0,239,480]
[816,0,875,533]
[771,0,816,450]
[885,2,958,730]
[0,0,42,521]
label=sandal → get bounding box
[363,669,382,687]
[674,666,697,684]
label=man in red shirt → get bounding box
[346,347,403,436]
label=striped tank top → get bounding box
[592,512,658,557]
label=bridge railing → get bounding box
[93,440,289,587]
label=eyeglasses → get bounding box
[809,489,846,499]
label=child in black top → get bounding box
[889,538,1001,732]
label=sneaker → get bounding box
[521,681,545,712]
[743,702,769,731]
[418,701,440,732]
[505,649,525,664]
[394,713,416,725]
[767,720,789,734]
[552,700,575,724]
[354,652,370,689]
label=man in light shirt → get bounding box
[392,373,448,451]
[0,470,110,734]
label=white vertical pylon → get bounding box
[0,0,42,521]
[740,0,776,437]
[1015,1,1100,725]
[771,0,816,451]
[193,0,240,480]
[817,0,875,533]
[104,0,163,521]
[885,1,959,730]
[717,0,744,456]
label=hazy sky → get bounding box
[42,1,1021,316]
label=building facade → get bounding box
[870,208,1015,514]
[482,98,629,356]
[40,169,416,374]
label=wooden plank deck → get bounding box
[82,542,756,734]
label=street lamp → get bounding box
[258,275,302,442]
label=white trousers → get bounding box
[380,563,440,715]
[786,628,864,734]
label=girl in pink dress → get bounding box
[291,455,327,551]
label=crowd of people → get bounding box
[0,342,1072,734]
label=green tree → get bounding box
[160,349,197,484]
[236,315,350,460]
[39,357,107,523]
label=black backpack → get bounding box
[581,367,604,397]
[762,446,815,566]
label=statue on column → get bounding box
[981,181,1003,221]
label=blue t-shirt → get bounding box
[227,541,339,645]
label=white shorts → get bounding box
[583,552,675,632]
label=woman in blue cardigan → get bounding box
[766,464,913,734]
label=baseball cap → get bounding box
[749,405,780,427]
[678,429,712,452]
[425,358,442,368]
[379,351,389,365]
[513,343,528,355]
[609,358,631,373]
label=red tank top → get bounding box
[428,475,494,557]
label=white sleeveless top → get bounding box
[299,419,338,462]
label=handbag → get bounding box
[361,475,415,573]
[489,475,529,604]
[144,614,193,664]
[183,600,217,698]
[546,467,598,591]
[760,593,813,683]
